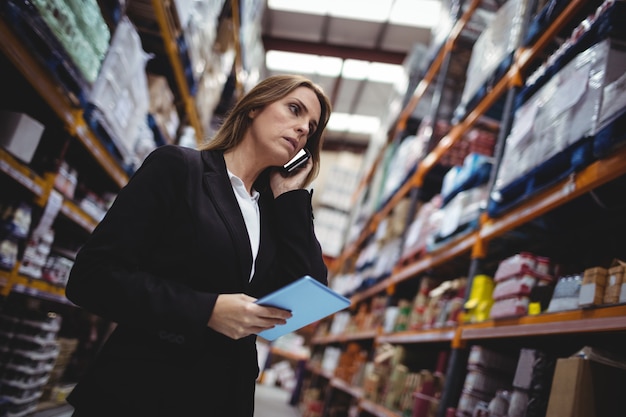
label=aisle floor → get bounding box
[30,384,301,417]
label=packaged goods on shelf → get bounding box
[0,201,33,271]
[546,274,583,313]
[457,0,529,116]
[420,278,466,329]
[433,185,488,245]
[401,195,443,261]
[53,161,78,200]
[509,348,556,417]
[314,207,351,258]
[41,254,74,287]
[463,274,494,323]
[492,37,626,205]
[603,259,625,304]
[441,153,493,206]
[28,0,104,84]
[489,253,555,319]
[87,17,151,165]
[456,346,518,417]
[0,311,63,417]
[0,111,45,165]
[147,74,180,144]
[380,134,428,204]
[491,254,554,305]
[63,0,110,59]
[0,201,32,242]
[406,277,437,330]
[19,229,54,280]
[320,346,341,374]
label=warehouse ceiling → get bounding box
[261,0,437,151]
[260,0,502,152]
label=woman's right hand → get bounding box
[207,293,292,339]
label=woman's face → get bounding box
[247,86,322,167]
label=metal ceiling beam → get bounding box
[262,36,406,64]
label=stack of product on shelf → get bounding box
[0,201,32,272]
[333,342,368,387]
[508,348,556,417]
[39,337,78,406]
[394,277,466,332]
[401,195,443,262]
[315,153,362,258]
[490,0,626,217]
[146,75,180,145]
[578,259,626,307]
[86,17,152,169]
[489,252,554,320]
[455,346,518,417]
[0,311,63,417]
[18,229,54,281]
[410,369,446,417]
[546,273,583,313]
[360,344,447,417]
[456,0,529,118]
[28,0,109,85]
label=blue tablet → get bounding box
[255,276,351,341]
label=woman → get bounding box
[65,74,332,416]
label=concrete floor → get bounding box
[30,384,301,417]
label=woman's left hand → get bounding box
[269,158,312,197]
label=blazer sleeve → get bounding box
[265,188,328,291]
[65,146,215,341]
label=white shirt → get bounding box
[227,170,260,281]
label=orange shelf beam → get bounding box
[461,305,626,340]
[151,0,204,143]
[377,327,456,345]
[481,145,626,241]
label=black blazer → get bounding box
[65,145,327,416]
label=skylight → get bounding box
[267,0,442,29]
[327,113,381,135]
[266,52,405,85]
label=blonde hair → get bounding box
[199,74,332,187]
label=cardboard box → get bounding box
[0,111,45,163]
[604,260,625,304]
[545,357,626,417]
[582,267,608,285]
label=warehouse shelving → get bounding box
[0,1,239,306]
[306,0,626,416]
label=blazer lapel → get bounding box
[200,151,253,286]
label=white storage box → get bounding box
[0,111,45,163]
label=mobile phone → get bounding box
[282,148,311,173]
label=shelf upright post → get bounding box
[150,0,204,144]
[435,346,470,417]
